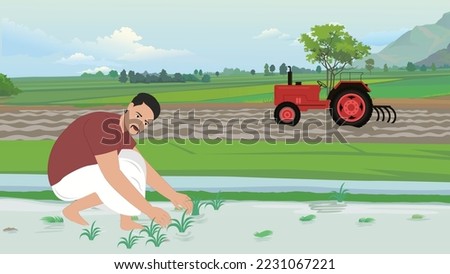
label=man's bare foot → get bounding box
[63,206,88,226]
[120,215,143,230]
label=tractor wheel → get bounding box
[330,89,373,127]
[274,102,301,126]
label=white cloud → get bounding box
[81,66,113,74]
[57,52,95,64]
[254,28,291,40]
[72,27,192,61]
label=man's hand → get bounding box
[144,206,172,227]
[170,192,193,214]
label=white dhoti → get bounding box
[52,149,147,216]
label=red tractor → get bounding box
[274,66,396,127]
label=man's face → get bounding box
[124,103,155,135]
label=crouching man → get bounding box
[47,93,192,230]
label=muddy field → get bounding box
[1,102,449,143]
[1,198,449,254]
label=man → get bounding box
[48,93,192,230]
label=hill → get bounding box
[368,12,450,67]
[415,43,450,67]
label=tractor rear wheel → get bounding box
[330,89,372,127]
[274,102,301,126]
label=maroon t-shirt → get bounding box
[48,112,136,186]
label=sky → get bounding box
[1,0,450,77]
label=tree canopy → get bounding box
[299,24,371,92]
[0,73,22,96]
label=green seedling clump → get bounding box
[358,217,375,223]
[411,214,425,220]
[146,227,168,247]
[168,210,194,233]
[79,221,101,241]
[117,230,143,249]
[330,183,349,202]
[41,216,64,224]
[191,199,207,216]
[254,230,273,238]
[299,214,316,222]
[131,216,139,221]
[205,193,225,210]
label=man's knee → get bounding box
[118,149,147,183]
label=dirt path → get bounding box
[1,103,449,143]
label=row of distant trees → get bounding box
[262,63,320,76]
[118,69,210,84]
[365,59,441,73]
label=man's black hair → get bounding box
[131,93,161,119]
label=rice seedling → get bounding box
[79,221,101,241]
[191,199,207,216]
[146,227,168,247]
[299,214,316,222]
[411,214,425,220]
[358,217,375,223]
[139,219,159,238]
[41,216,64,224]
[254,230,273,238]
[330,183,349,202]
[168,210,194,233]
[131,216,139,221]
[205,192,225,210]
[117,230,143,249]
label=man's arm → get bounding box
[134,147,192,213]
[95,150,171,225]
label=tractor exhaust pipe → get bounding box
[287,66,292,85]
[373,105,397,123]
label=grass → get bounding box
[299,214,316,222]
[139,219,160,238]
[2,190,450,203]
[79,221,101,241]
[358,217,376,223]
[1,140,450,183]
[205,192,225,210]
[330,183,349,202]
[40,216,64,224]
[168,210,194,233]
[254,230,273,238]
[117,230,143,249]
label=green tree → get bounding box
[128,70,136,83]
[406,62,416,72]
[383,64,389,72]
[316,65,322,73]
[215,71,220,77]
[251,69,256,76]
[108,70,119,78]
[201,74,211,82]
[279,63,287,75]
[95,71,104,77]
[0,73,22,96]
[159,69,171,82]
[365,58,375,74]
[269,64,276,74]
[264,63,270,76]
[194,69,199,75]
[299,24,371,93]
[420,64,427,72]
[119,69,128,83]
[199,69,203,76]
[431,63,437,72]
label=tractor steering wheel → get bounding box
[317,80,327,88]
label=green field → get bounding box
[5,70,450,106]
[1,140,449,182]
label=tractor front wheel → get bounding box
[330,89,372,127]
[274,102,301,126]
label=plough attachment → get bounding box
[373,105,397,123]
